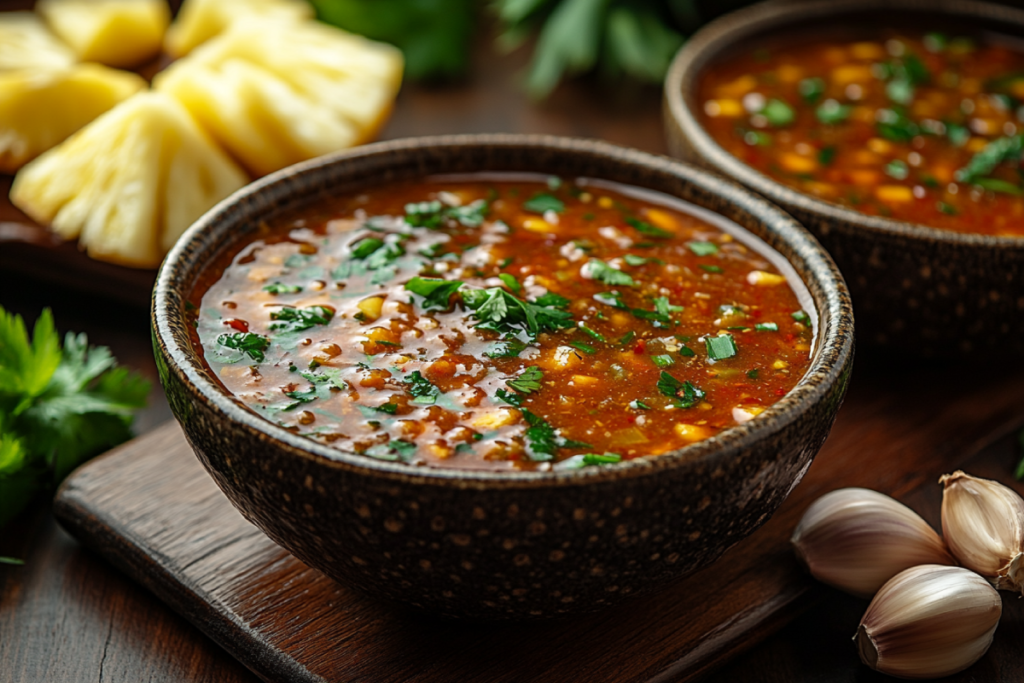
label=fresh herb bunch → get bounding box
[309,0,478,79]
[0,307,150,529]
[494,0,696,98]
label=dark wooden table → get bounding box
[2,19,1024,683]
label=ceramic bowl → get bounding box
[664,0,1024,355]
[152,134,854,620]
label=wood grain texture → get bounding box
[52,357,1024,683]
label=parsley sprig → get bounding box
[0,307,150,528]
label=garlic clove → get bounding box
[940,470,1024,594]
[856,565,1001,680]
[791,487,956,598]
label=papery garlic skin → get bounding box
[792,488,956,598]
[856,565,1001,680]
[940,470,1024,594]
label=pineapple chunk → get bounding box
[164,0,313,58]
[36,0,170,68]
[0,64,145,173]
[11,91,247,268]
[155,20,403,177]
[0,12,75,72]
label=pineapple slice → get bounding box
[0,12,75,72]
[10,91,248,268]
[164,0,313,58]
[36,0,170,68]
[155,20,403,177]
[0,64,145,173]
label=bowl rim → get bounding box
[664,0,1024,249]
[152,133,854,489]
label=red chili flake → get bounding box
[633,340,646,355]
[626,415,636,424]
[774,388,787,397]
[224,318,249,332]
[785,333,796,342]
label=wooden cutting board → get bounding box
[52,359,1024,683]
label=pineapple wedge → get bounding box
[0,11,75,72]
[36,0,170,68]
[164,0,313,58]
[155,20,403,177]
[0,64,145,173]
[11,91,248,268]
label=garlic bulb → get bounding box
[940,470,1024,593]
[856,565,1001,679]
[791,487,956,598]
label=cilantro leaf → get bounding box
[626,217,672,238]
[216,332,270,363]
[687,241,718,256]
[523,193,564,213]
[498,273,522,293]
[507,366,543,394]
[351,237,385,259]
[404,200,445,228]
[520,408,589,462]
[484,338,527,359]
[405,370,440,405]
[955,134,1024,184]
[534,292,570,308]
[462,287,574,339]
[405,277,464,310]
[263,282,303,295]
[553,452,623,470]
[496,388,523,406]
[447,199,489,227]
[656,371,705,408]
[585,258,636,286]
[269,306,334,333]
[0,308,60,406]
[705,334,738,361]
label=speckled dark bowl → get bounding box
[664,0,1024,354]
[152,135,854,620]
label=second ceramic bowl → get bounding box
[665,0,1024,355]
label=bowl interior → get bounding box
[153,134,854,484]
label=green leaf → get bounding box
[496,387,524,406]
[973,177,1023,195]
[269,306,335,333]
[521,408,589,461]
[216,333,270,363]
[946,121,970,147]
[876,108,919,142]
[686,241,718,256]
[705,334,738,361]
[885,159,909,180]
[818,146,836,166]
[578,323,606,342]
[351,237,385,259]
[629,399,649,410]
[586,258,635,286]
[405,370,440,405]
[404,200,445,227]
[619,330,636,345]
[405,277,464,310]
[956,135,1024,183]
[569,341,596,355]
[447,199,490,227]
[0,308,61,407]
[755,322,778,332]
[798,77,825,103]
[656,371,705,408]
[791,310,811,324]
[263,282,303,295]
[624,254,662,266]
[0,556,24,565]
[523,193,565,213]
[498,273,522,293]
[816,99,853,125]
[761,98,794,127]
[553,451,623,469]
[524,0,609,99]
[507,366,544,394]
[604,6,684,83]
[484,338,527,359]
[886,78,914,106]
[652,354,674,368]
[626,217,671,239]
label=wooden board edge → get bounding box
[52,457,323,683]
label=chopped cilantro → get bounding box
[619,330,636,345]
[761,98,795,127]
[554,452,623,469]
[687,241,719,256]
[496,388,523,406]
[653,297,683,318]
[798,77,825,103]
[405,371,440,405]
[507,366,544,394]
[578,323,606,342]
[629,399,650,410]
[498,256,514,268]
[351,237,385,259]
[405,277,464,310]
[594,291,626,308]
[624,254,663,266]
[946,122,970,147]
[652,354,674,368]
[521,409,589,461]
[263,282,303,295]
[937,201,959,215]
[284,254,311,268]
[462,287,574,339]
[678,344,695,357]
[885,159,909,180]
[816,99,853,125]
[498,273,522,293]
[269,306,334,333]
[485,338,527,359]
[217,332,270,362]
[876,108,920,142]
[375,402,399,415]
[656,371,705,408]
[791,310,811,324]
[446,200,489,227]
[755,322,779,332]
[626,217,672,239]
[973,178,1023,195]
[586,259,636,286]
[535,292,570,308]
[747,369,760,379]
[705,334,738,361]
[363,440,417,463]
[404,200,445,228]
[700,265,723,273]
[818,146,836,166]
[569,341,596,355]
[523,193,564,214]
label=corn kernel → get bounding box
[830,64,873,85]
[674,423,712,441]
[779,152,817,174]
[715,74,757,98]
[705,98,744,117]
[875,185,914,203]
[523,217,554,233]
[772,359,789,370]
[472,408,519,430]
[572,374,599,386]
[642,208,680,233]
[357,296,384,321]
[747,270,787,286]
[850,42,885,60]
[777,64,803,83]
[866,138,893,155]
[597,196,614,208]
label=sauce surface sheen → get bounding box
[699,30,1024,236]
[191,177,813,472]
